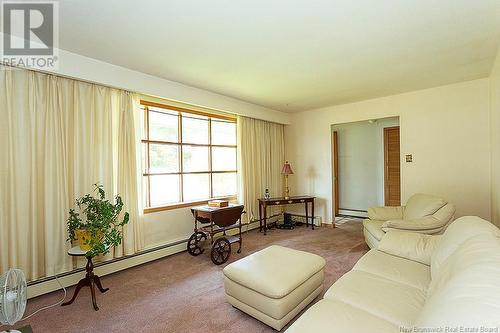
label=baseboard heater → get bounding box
[338,208,368,218]
[27,219,262,298]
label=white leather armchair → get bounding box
[363,193,455,248]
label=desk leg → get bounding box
[263,204,268,235]
[259,203,262,233]
[311,200,315,230]
[305,202,309,228]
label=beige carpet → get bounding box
[8,220,367,333]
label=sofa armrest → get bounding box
[367,206,404,221]
[378,231,441,265]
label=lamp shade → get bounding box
[281,161,294,175]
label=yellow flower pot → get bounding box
[76,229,92,251]
[76,229,103,251]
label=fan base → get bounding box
[0,324,32,333]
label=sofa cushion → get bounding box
[382,217,447,233]
[353,249,431,292]
[378,231,441,265]
[223,245,325,299]
[431,216,500,279]
[432,203,455,223]
[285,299,398,333]
[362,219,385,241]
[367,206,404,221]
[416,233,500,329]
[324,270,426,326]
[403,193,447,220]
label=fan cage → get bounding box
[0,268,27,326]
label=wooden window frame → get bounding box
[141,100,237,214]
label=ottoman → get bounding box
[223,245,326,330]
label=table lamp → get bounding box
[281,161,294,199]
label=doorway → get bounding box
[331,117,400,219]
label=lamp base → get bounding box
[284,186,290,200]
[284,175,291,200]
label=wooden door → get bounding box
[384,126,401,206]
[332,131,339,216]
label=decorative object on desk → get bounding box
[264,188,271,200]
[0,269,27,328]
[66,183,129,257]
[208,199,229,208]
[281,161,294,199]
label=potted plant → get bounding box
[67,184,129,257]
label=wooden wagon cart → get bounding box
[187,204,245,265]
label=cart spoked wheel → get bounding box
[211,237,231,265]
[187,231,207,256]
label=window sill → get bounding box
[143,196,238,214]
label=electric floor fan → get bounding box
[0,269,27,333]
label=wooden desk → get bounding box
[258,196,315,235]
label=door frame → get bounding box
[331,130,339,218]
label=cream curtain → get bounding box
[237,116,285,223]
[0,66,144,281]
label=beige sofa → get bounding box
[286,216,500,332]
[363,193,455,248]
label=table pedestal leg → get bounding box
[61,256,108,311]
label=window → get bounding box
[141,101,237,212]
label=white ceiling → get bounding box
[55,1,500,111]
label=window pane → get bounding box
[182,145,209,172]
[182,115,208,144]
[212,147,236,171]
[183,173,209,201]
[150,175,180,206]
[150,144,179,173]
[211,120,236,145]
[212,173,237,197]
[149,111,178,142]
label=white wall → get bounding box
[285,79,491,224]
[491,49,500,226]
[334,117,399,212]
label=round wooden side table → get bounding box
[61,246,109,311]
